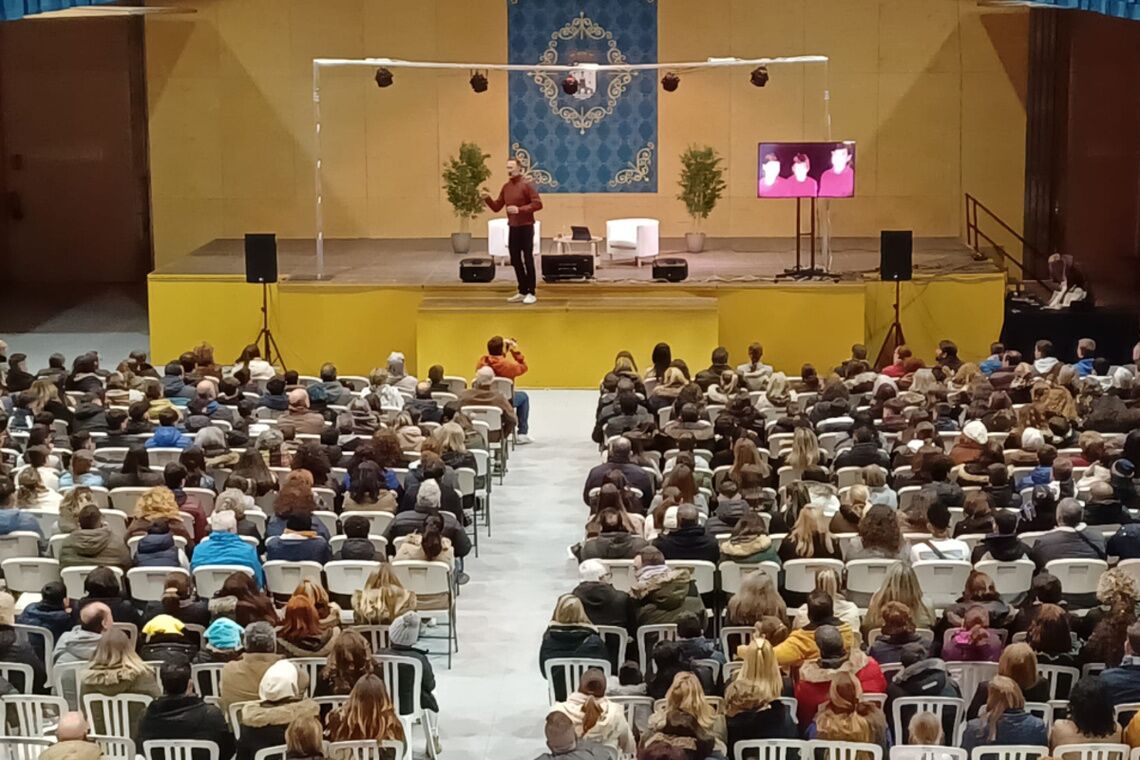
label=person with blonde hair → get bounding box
[863,562,936,635]
[830,483,870,534]
[755,372,790,413]
[908,711,944,745]
[777,506,841,565]
[79,628,161,741]
[784,427,824,471]
[291,579,342,634]
[351,564,416,625]
[966,642,1049,719]
[648,366,688,413]
[862,465,897,508]
[284,716,326,760]
[644,670,727,753]
[552,667,635,756]
[723,637,797,757]
[809,670,889,752]
[961,675,1046,752]
[726,570,787,627]
[539,595,609,702]
[791,567,861,637]
[127,486,193,544]
[15,466,62,510]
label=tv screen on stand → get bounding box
[757,141,856,199]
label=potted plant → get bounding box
[677,145,726,253]
[442,142,492,254]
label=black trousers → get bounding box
[508,223,537,296]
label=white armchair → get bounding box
[605,218,660,266]
[487,219,541,264]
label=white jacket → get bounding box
[553,692,635,756]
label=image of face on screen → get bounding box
[757,142,856,199]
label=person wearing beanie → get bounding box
[386,476,472,560]
[571,559,636,638]
[386,351,418,393]
[535,711,611,760]
[195,617,245,664]
[278,389,324,436]
[138,657,235,760]
[236,660,319,760]
[457,365,518,435]
[949,420,988,465]
[1111,458,1139,510]
[375,610,439,714]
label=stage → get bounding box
[148,236,1007,388]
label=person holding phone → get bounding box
[482,158,543,305]
[477,335,532,444]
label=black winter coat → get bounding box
[653,526,720,564]
[138,695,235,760]
[572,582,635,637]
[538,625,609,702]
[885,658,962,740]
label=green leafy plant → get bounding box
[442,142,492,232]
[677,145,727,228]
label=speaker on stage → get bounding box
[459,257,495,283]
[880,230,913,282]
[653,258,689,283]
[244,233,278,284]
[542,254,594,282]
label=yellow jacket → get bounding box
[774,622,856,668]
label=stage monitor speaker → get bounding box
[880,230,913,282]
[459,257,495,283]
[653,257,689,283]
[542,254,594,282]
[244,233,278,284]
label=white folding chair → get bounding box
[542,657,611,706]
[597,559,636,593]
[0,532,42,561]
[192,564,253,599]
[912,560,973,609]
[974,559,1035,599]
[783,558,845,594]
[969,749,1054,760]
[0,737,54,760]
[890,697,966,749]
[0,694,67,737]
[719,561,781,595]
[720,626,755,660]
[2,557,61,608]
[325,560,382,597]
[184,488,216,516]
[108,486,151,516]
[285,658,326,697]
[1037,665,1081,701]
[0,661,34,694]
[190,662,225,697]
[262,560,323,597]
[143,740,221,760]
[82,692,153,739]
[328,535,389,556]
[252,747,286,760]
[327,741,405,760]
[636,624,678,676]
[846,559,902,598]
[595,626,629,673]
[664,560,716,595]
[1116,559,1140,588]
[1024,701,1054,725]
[891,747,967,760]
[810,740,883,760]
[373,653,434,760]
[347,625,390,652]
[61,565,124,601]
[389,560,457,667]
[734,739,809,760]
[946,661,999,706]
[311,510,338,537]
[1052,745,1129,760]
[228,700,256,739]
[127,566,189,603]
[340,510,394,536]
[1045,559,1109,596]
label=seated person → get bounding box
[265,512,332,564]
[910,502,970,562]
[652,504,719,564]
[793,624,886,729]
[571,560,635,637]
[144,408,192,450]
[774,590,856,668]
[333,515,378,561]
[971,510,1032,563]
[191,511,264,587]
[942,605,1003,663]
[138,658,235,760]
[627,547,705,628]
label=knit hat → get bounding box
[1021,427,1045,452]
[256,428,284,450]
[579,559,608,583]
[1112,459,1136,479]
[962,420,988,446]
[416,479,442,509]
[387,352,406,378]
[545,712,578,754]
[142,614,185,638]
[474,366,495,388]
[204,617,244,651]
[389,610,421,647]
[258,659,300,702]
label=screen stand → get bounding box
[776,197,836,281]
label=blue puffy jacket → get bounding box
[135,532,182,568]
[145,426,192,450]
[189,532,264,587]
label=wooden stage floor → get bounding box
[155,236,998,286]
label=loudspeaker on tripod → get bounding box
[245,233,278,284]
[880,230,913,282]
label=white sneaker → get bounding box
[507,293,525,303]
[517,434,533,445]
[523,294,537,304]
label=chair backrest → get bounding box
[0,532,42,562]
[973,559,1036,598]
[811,740,884,760]
[890,747,968,760]
[60,564,123,601]
[0,693,66,737]
[1,557,61,593]
[598,559,637,592]
[846,559,902,597]
[1024,701,1054,725]
[1051,745,1129,760]
[190,662,226,697]
[1112,702,1140,724]
[127,566,189,603]
[327,740,405,760]
[192,564,254,599]
[389,560,451,598]
[228,700,257,739]
[664,560,716,594]
[1044,559,1109,595]
[542,657,611,706]
[83,692,153,738]
[595,625,629,673]
[285,658,326,698]
[325,560,382,596]
[968,748,1054,760]
[720,561,781,595]
[373,653,424,717]
[912,560,974,608]
[347,625,390,652]
[252,747,287,760]
[1037,664,1080,701]
[142,739,221,760]
[890,697,966,748]
[783,558,845,594]
[637,624,678,676]
[108,486,150,516]
[720,626,755,661]
[733,738,809,760]
[608,695,652,734]
[340,510,394,536]
[946,661,999,706]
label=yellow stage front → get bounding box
[148,274,1006,389]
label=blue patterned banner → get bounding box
[508,0,658,193]
[0,0,117,20]
[1031,0,1140,20]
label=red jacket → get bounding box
[478,350,528,380]
[793,652,888,728]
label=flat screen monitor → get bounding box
[757,141,856,199]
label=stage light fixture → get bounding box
[562,74,579,95]
[750,66,769,88]
[469,70,488,93]
[374,67,394,88]
[661,72,680,92]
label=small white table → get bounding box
[553,234,603,268]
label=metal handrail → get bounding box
[964,193,1052,292]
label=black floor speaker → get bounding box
[459,257,495,283]
[542,254,594,282]
[244,233,278,284]
[880,230,913,281]
[653,257,689,283]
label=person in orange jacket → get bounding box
[476,335,531,444]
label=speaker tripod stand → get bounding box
[874,278,906,370]
[251,281,287,371]
[775,197,839,281]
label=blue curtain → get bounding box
[1032,0,1140,21]
[0,0,119,21]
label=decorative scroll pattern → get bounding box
[608,142,655,188]
[511,142,559,189]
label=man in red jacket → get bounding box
[477,337,531,443]
[482,158,543,305]
[793,624,887,729]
